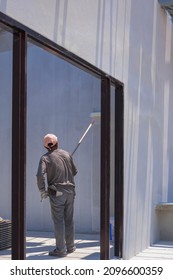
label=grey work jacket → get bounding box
[36,148,77,192]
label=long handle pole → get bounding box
[71,120,95,156]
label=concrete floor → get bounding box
[1,231,173,260]
[130,241,173,260]
[0,231,108,260]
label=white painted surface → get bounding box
[0,0,173,259]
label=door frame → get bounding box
[0,11,124,260]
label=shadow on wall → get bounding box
[95,0,124,75]
[124,0,173,259]
[52,0,126,76]
[53,0,68,45]
[26,42,101,233]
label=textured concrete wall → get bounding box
[26,43,101,233]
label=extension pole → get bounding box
[71,120,95,156]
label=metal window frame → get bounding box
[100,76,111,260]
[114,85,124,258]
[0,11,124,260]
[12,30,27,259]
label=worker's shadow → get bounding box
[26,241,100,260]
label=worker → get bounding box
[36,133,77,257]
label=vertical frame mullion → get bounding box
[114,85,124,258]
[12,30,27,260]
[100,76,111,260]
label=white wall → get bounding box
[26,43,101,233]
[1,0,173,259]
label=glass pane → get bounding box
[26,41,101,256]
[0,25,12,259]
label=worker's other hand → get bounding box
[40,191,49,201]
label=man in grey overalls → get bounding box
[36,133,77,257]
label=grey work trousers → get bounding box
[49,187,75,252]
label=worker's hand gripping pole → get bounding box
[71,120,95,156]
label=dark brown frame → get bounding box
[0,11,124,260]
[12,30,27,260]
[100,76,111,259]
[114,84,124,258]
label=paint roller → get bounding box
[71,112,101,156]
